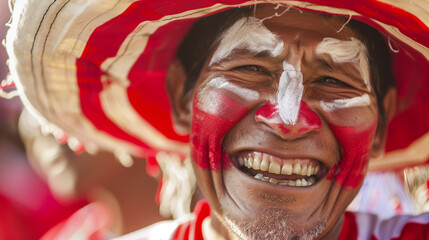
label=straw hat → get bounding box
[4,0,429,170]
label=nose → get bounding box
[255,101,321,139]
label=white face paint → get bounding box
[320,94,370,112]
[209,17,284,65]
[277,61,304,125]
[208,16,304,126]
[316,37,372,111]
[206,77,260,101]
[197,77,259,115]
[315,37,370,91]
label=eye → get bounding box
[233,65,266,73]
[320,77,351,88]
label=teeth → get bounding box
[252,168,318,187]
[254,173,263,180]
[238,157,244,166]
[260,156,269,171]
[293,163,301,174]
[268,161,281,174]
[248,159,252,168]
[253,155,261,170]
[281,162,293,175]
[301,165,308,176]
[314,165,320,175]
[279,180,289,186]
[269,178,279,184]
[307,165,313,176]
[238,154,321,179]
[302,178,308,186]
[255,174,316,187]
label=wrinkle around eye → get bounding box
[212,57,282,74]
[306,74,369,94]
[318,76,353,88]
[213,69,275,86]
[305,85,365,103]
[232,64,267,73]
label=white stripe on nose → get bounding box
[277,60,304,125]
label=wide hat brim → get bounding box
[5,0,429,168]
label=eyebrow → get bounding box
[312,58,334,71]
[216,48,277,63]
[310,57,367,86]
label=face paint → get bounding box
[193,15,284,169]
[192,79,251,169]
[277,61,304,125]
[315,37,370,91]
[326,120,377,188]
[254,57,318,138]
[255,101,321,139]
[320,94,370,112]
[206,77,259,102]
[209,17,284,66]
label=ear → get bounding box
[370,87,397,158]
[166,59,193,135]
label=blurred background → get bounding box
[0,2,89,239]
[0,2,163,239]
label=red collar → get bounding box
[172,200,210,240]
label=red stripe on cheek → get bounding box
[191,90,249,170]
[327,120,377,188]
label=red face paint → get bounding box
[191,89,249,170]
[327,120,377,188]
[255,101,321,139]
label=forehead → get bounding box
[237,6,361,45]
[255,5,359,39]
[211,7,369,83]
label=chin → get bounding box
[222,204,327,240]
[200,151,356,240]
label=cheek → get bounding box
[191,89,249,170]
[326,115,377,188]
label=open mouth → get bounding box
[232,151,326,187]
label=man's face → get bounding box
[180,6,383,240]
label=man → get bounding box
[163,6,397,240]
[5,0,429,239]
[118,5,426,240]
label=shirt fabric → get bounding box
[115,200,429,240]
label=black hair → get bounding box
[346,19,396,131]
[176,7,253,98]
[176,6,396,130]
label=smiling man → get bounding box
[5,0,429,240]
[162,6,396,240]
